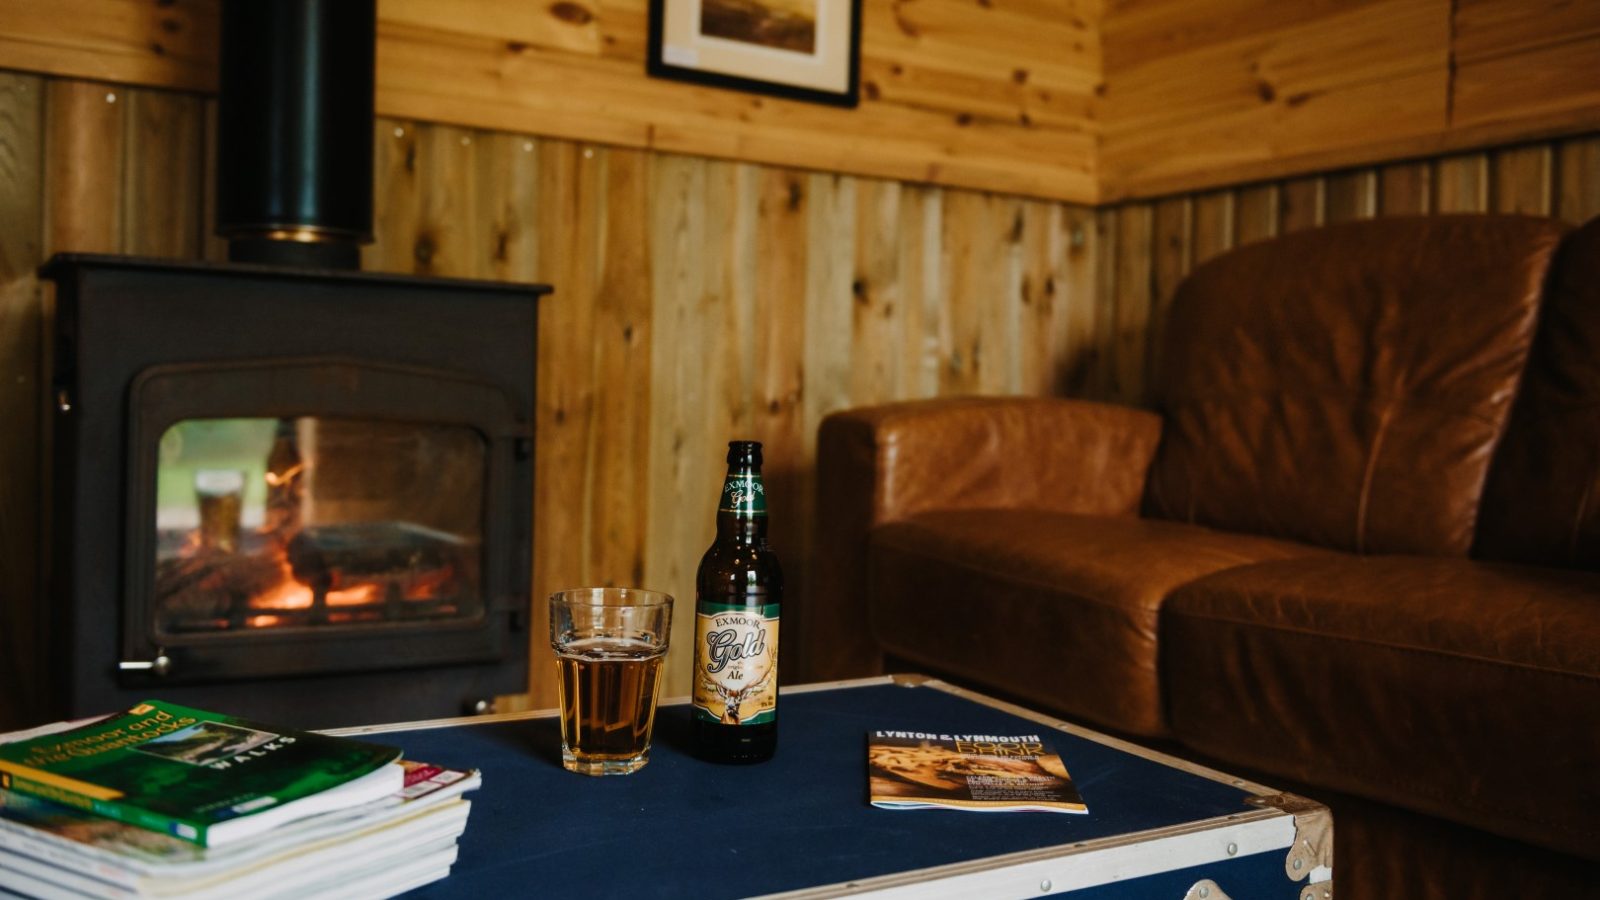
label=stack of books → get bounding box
[0,701,479,898]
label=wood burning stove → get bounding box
[36,256,546,727]
[11,0,551,730]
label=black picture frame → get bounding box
[646,0,864,108]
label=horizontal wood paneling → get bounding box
[0,0,1102,203]
[0,0,218,92]
[1101,0,1600,199]
[1453,31,1600,133]
[5,1,1597,206]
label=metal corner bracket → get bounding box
[1246,792,1333,899]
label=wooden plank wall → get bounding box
[8,1,1600,205]
[5,72,1597,715]
[1092,135,1600,406]
[1101,0,1600,199]
[0,0,1101,203]
[0,75,1103,713]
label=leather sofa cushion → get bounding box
[1146,215,1570,557]
[1478,217,1600,568]
[868,509,1320,738]
[1162,555,1600,859]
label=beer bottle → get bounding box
[262,417,304,541]
[692,440,781,763]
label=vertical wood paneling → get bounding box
[899,185,944,400]
[1018,200,1067,396]
[641,152,713,699]
[1378,162,1432,215]
[1434,153,1490,212]
[852,178,903,405]
[803,172,857,420]
[1112,204,1154,405]
[1233,185,1278,247]
[366,120,421,273]
[199,98,226,262]
[993,197,1027,395]
[1089,207,1119,398]
[752,166,810,675]
[121,88,203,258]
[1325,170,1377,223]
[801,171,857,444]
[1278,177,1326,233]
[706,160,757,443]
[0,73,43,724]
[586,148,653,592]
[43,81,124,254]
[794,169,856,689]
[1146,196,1191,392]
[473,133,541,282]
[1192,191,1234,265]
[1059,204,1098,396]
[1491,145,1553,215]
[1557,137,1600,223]
[414,124,480,277]
[939,189,1003,395]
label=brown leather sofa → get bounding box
[801,215,1600,898]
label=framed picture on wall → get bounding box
[647,0,861,107]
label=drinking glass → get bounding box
[194,469,246,553]
[549,588,673,775]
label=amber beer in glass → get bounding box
[194,469,246,553]
[549,588,673,775]
[692,441,782,763]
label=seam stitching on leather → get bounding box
[1164,390,1510,430]
[873,429,897,523]
[1354,398,1397,554]
[1568,444,1597,564]
[877,531,1310,617]
[1167,608,1600,681]
[879,538,1163,617]
[1175,635,1600,838]
[1184,729,1596,837]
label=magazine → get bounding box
[0,836,462,900]
[0,810,466,899]
[867,729,1088,813]
[0,760,479,883]
[0,701,401,847]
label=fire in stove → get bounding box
[153,416,485,634]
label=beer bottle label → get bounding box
[718,473,767,516]
[692,601,779,726]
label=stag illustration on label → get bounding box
[692,607,779,725]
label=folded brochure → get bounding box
[0,701,402,847]
[868,730,1087,813]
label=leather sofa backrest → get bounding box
[1476,217,1600,568]
[1145,215,1570,556]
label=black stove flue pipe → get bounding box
[217,0,375,269]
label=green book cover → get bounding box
[0,701,401,847]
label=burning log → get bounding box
[156,549,287,626]
[287,522,468,597]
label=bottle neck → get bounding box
[716,465,767,543]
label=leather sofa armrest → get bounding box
[800,396,1163,681]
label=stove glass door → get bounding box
[153,416,486,636]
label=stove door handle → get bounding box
[118,651,173,677]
